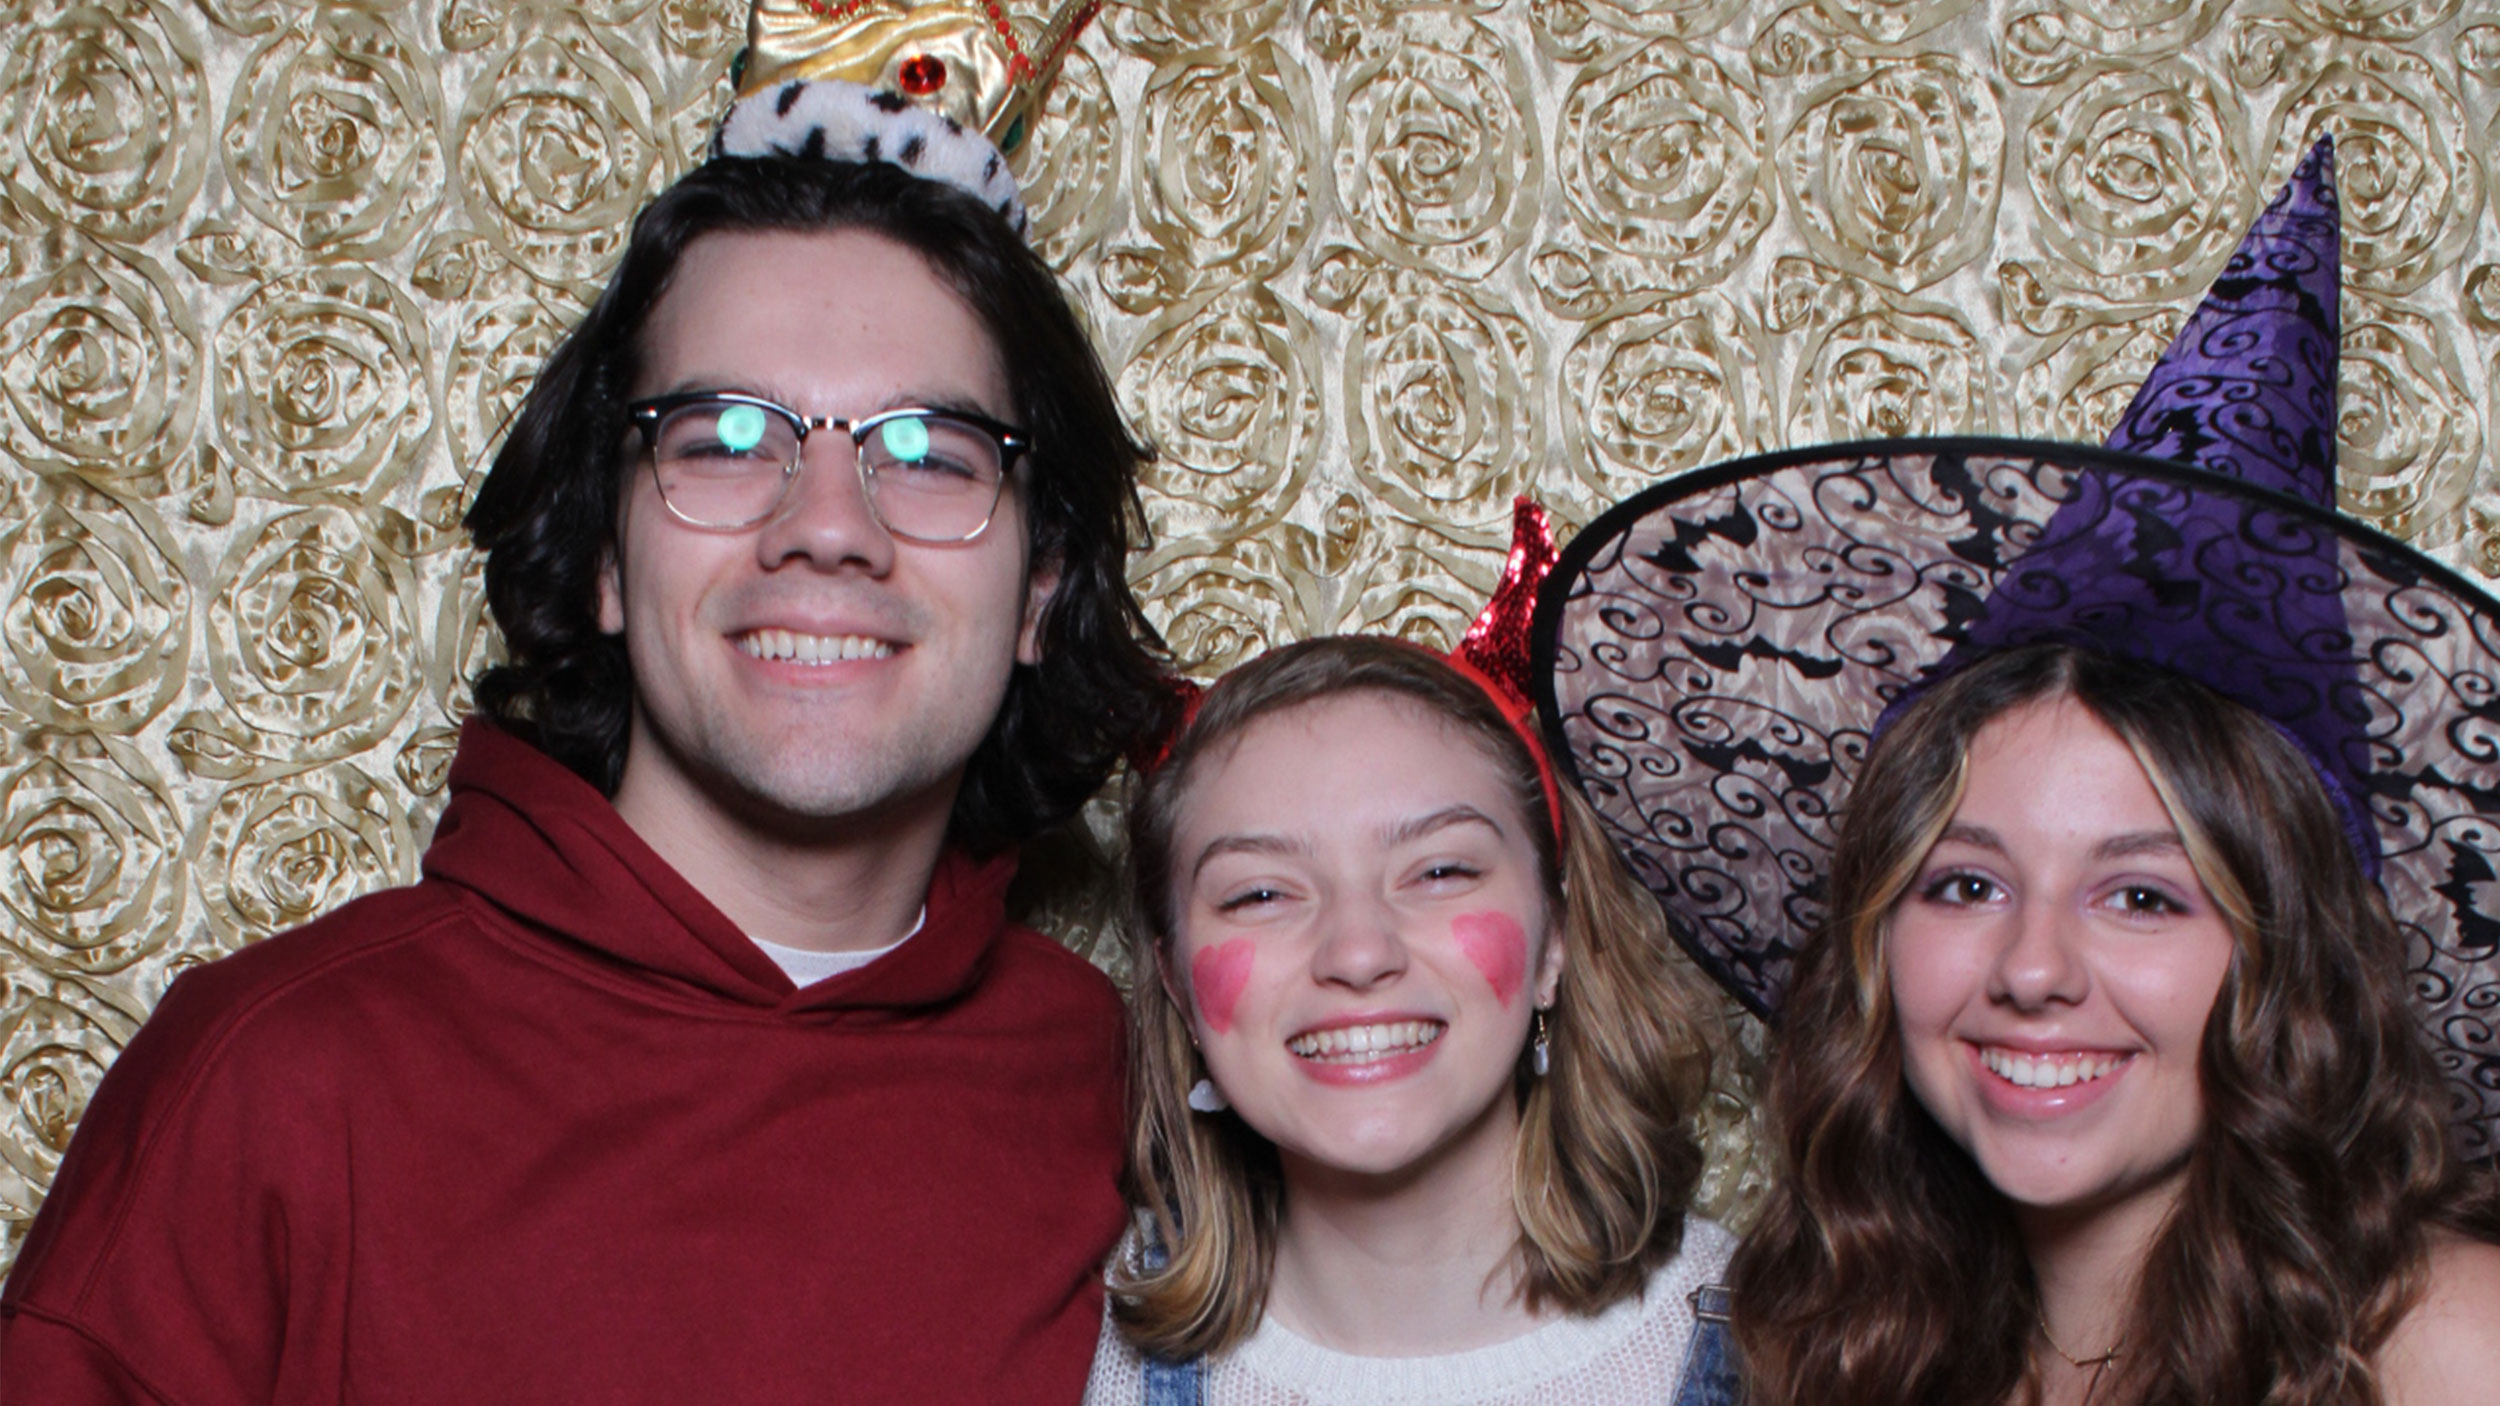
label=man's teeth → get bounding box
[738,629,894,664]
[1287,1021,1443,1062]
[1979,1047,2125,1089]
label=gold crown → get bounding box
[735,0,1100,156]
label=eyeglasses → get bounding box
[625,391,1031,542]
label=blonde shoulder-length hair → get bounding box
[1109,636,1724,1360]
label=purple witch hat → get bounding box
[1888,136,2378,870]
[1533,137,2500,1155]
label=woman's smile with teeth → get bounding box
[1287,1021,1444,1062]
[737,628,894,663]
[1978,1045,2127,1089]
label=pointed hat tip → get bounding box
[2273,131,2337,222]
[2101,131,2341,503]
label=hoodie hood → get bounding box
[422,719,1016,1017]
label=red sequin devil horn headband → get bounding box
[1137,499,1566,851]
[1451,497,1566,850]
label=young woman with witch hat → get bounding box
[1532,137,2500,1404]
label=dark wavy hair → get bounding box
[1111,637,1721,1358]
[464,155,1171,853]
[1731,644,2500,1405]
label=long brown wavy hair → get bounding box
[1110,637,1724,1360]
[1731,644,2500,1405]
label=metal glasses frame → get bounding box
[625,390,1033,542]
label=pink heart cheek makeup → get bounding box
[1190,938,1257,1035]
[1451,911,1527,1007]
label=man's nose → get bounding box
[754,430,896,574]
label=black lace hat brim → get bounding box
[1532,435,2500,1157]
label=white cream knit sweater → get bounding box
[1084,1218,1736,1406]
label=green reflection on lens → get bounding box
[879,416,932,462]
[717,403,769,453]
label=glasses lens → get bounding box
[650,399,799,526]
[860,412,1009,541]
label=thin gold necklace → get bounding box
[2038,1315,2121,1367]
[2038,1317,2121,1403]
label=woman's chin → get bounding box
[1964,1138,2195,1232]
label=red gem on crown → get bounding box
[898,53,948,94]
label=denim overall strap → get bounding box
[1669,1283,1743,1406]
[1131,1233,1209,1405]
[1141,1355,1207,1406]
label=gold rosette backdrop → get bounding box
[1,0,2496,1267]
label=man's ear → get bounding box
[1017,556,1061,665]
[597,548,625,635]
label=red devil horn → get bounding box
[1453,497,1558,713]
[1130,675,1207,775]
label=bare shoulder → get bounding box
[2378,1232,2500,1405]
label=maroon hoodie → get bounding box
[0,721,1126,1404]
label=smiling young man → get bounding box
[0,106,1172,1404]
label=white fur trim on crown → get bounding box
[711,79,1028,237]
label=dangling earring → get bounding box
[1531,1007,1552,1077]
[1182,1021,1227,1112]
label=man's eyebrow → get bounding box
[1189,832,1308,884]
[649,376,785,401]
[899,392,1006,422]
[1381,805,1504,848]
[641,379,1001,421]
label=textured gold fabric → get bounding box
[1,0,2494,1268]
[748,1,1009,116]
